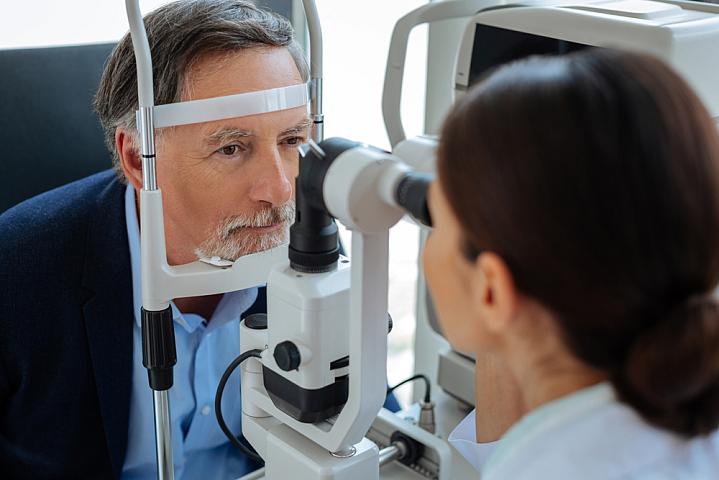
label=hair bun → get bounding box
[613,295,719,436]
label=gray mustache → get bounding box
[221,202,295,237]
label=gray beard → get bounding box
[195,202,295,261]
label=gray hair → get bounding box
[94,0,309,182]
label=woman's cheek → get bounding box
[422,234,441,296]
[423,235,459,340]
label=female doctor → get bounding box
[424,48,719,479]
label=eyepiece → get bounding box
[396,172,433,227]
[289,138,362,273]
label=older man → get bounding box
[0,1,399,479]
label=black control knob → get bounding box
[274,341,301,371]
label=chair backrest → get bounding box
[0,43,115,213]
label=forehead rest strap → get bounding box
[150,82,310,128]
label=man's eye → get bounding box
[283,136,305,146]
[217,144,243,156]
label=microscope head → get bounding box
[252,137,434,427]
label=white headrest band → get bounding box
[151,82,310,128]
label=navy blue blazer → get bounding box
[0,171,134,478]
[0,170,399,479]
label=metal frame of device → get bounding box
[455,0,719,119]
[384,0,719,408]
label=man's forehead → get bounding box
[183,48,304,102]
[159,48,308,135]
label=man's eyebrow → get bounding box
[204,127,253,146]
[204,117,312,146]
[280,117,313,136]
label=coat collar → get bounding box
[80,172,134,478]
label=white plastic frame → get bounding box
[381,0,586,148]
[153,83,311,128]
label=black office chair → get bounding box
[0,43,115,213]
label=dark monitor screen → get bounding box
[469,24,591,86]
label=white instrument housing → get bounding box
[454,1,719,124]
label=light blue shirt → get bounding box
[121,185,259,480]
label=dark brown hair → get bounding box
[439,49,719,437]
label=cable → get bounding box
[215,348,264,465]
[387,374,431,404]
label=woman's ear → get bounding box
[116,128,143,191]
[470,252,520,334]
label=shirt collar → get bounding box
[124,184,257,333]
[448,409,498,472]
[482,381,615,477]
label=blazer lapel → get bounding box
[81,175,134,478]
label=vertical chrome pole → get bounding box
[137,105,174,479]
[137,106,158,191]
[153,390,174,480]
[126,1,174,477]
[310,78,324,143]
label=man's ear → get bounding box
[470,252,520,334]
[116,128,143,191]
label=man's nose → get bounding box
[249,148,293,206]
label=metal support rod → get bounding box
[137,106,158,191]
[310,77,324,143]
[302,0,324,143]
[378,441,407,468]
[153,390,174,480]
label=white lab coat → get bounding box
[448,382,719,479]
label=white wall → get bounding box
[0,1,171,49]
